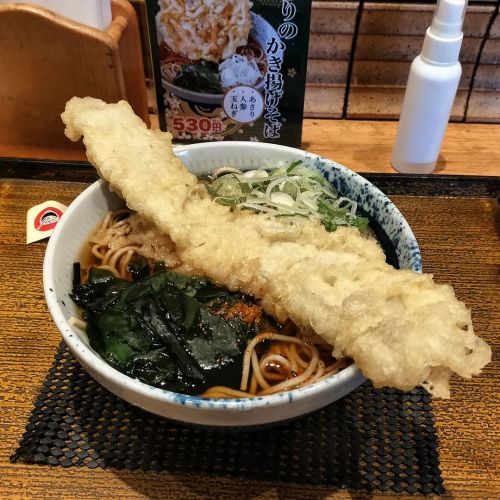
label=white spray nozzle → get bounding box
[430,0,468,39]
[421,0,467,63]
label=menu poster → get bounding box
[146,0,311,147]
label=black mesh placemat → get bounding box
[11,343,444,495]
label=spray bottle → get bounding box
[390,0,467,174]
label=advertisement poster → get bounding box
[146,0,311,147]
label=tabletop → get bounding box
[1,118,500,176]
[0,119,499,499]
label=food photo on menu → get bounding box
[146,0,311,145]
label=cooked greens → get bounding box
[206,161,369,232]
[173,60,222,94]
[71,260,260,394]
[71,162,369,395]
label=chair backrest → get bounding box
[0,1,148,158]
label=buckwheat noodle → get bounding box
[160,37,267,88]
[236,38,267,75]
[77,210,347,398]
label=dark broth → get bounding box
[74,186,399,396]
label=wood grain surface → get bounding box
[0,4,125,153]
[0,1,149,157]
[1,119,499,178]
[0,179,498,499]
[301,120,500,176]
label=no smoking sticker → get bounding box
[223,86,264,124]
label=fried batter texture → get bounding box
[61,97,491,397]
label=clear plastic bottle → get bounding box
[391,0,467,174]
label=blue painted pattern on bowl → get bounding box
[44,141,421,427]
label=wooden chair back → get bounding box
[0,0,149,159]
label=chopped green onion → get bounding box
[206,160,368,233]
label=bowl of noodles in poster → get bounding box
[156,0,274,105]
[43,141,422,428]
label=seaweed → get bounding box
[71,260,259,394]
[173,60,222,94]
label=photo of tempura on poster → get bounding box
[146,0,311,147]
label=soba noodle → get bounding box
[202,330,347,399]
[83,209,185,281]
[79,209,347,398]
[160,46,192,83]
[236,38,267,75]
[160,38,267,89]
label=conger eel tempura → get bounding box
[61,97,491,397]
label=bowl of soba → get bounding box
[44,141,422,427]
[157,2,273,105]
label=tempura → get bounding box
[61,97,491,397]
[157,0,252,63]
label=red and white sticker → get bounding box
[27,201,67,244]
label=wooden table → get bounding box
[1,119,500,177]
[0,120,499,499]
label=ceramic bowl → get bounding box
[44,141,421,427]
